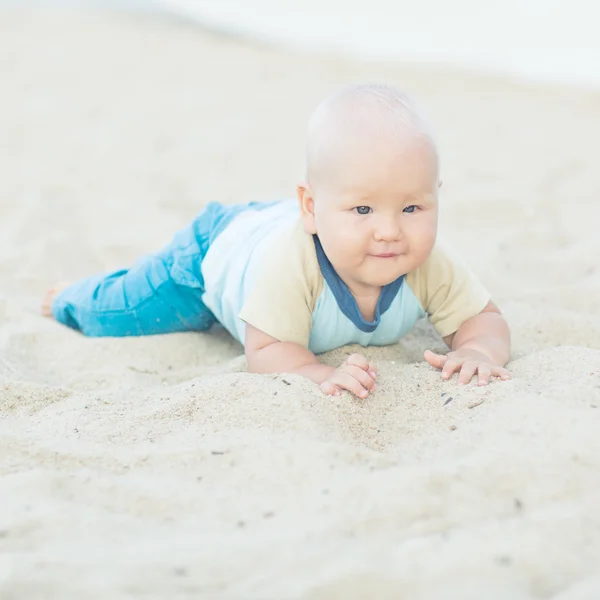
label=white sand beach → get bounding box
[1,8,600,599]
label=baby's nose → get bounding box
[374,219,402,241]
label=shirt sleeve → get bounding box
[238,219,323,347]
[405,238,491,338]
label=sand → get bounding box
[1,8,600,600]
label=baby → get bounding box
[42,83,511,398]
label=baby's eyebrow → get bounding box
[341,190,437,206]
[406,192,437,204]
[337,193,372,205]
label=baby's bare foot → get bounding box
[41,281,72,317]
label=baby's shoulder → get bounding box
[239,219,323,347]
[256,219,321,284]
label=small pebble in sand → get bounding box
[468,399,485,409]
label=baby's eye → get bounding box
[354,206,372,215]
[403,205,418,213]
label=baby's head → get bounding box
[298,83,440,294]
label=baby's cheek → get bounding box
[413,224,437,250]
[337,231,365,254]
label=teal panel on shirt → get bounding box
[308,280,426,355]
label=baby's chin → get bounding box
[360,258,417,285]
[359,269,408,288]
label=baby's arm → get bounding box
[407,239,512,386]
[245,324,377,398]
[444,301,510,366]
[424,301,511,385]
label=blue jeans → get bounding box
[52,201,275,337]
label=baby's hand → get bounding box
[320,353,377,398]
[424,348,510,386]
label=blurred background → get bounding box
[2,0,600,87]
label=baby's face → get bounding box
[301,136,439,296]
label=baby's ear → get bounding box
[297,184,318,234]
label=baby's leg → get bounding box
[44,255,215,337]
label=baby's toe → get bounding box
[41,288,56,316]
[41,281,72,317]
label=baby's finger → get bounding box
[493,366,511,381]
[424,350,447,370]
[477,365,492,386]
[368,361,378,379]
[345,353,370,371]
[320,381,340,396]
[344,365,376,391]
[457,361,478,385]
[335,373,371,398]
[441,359,460,380]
